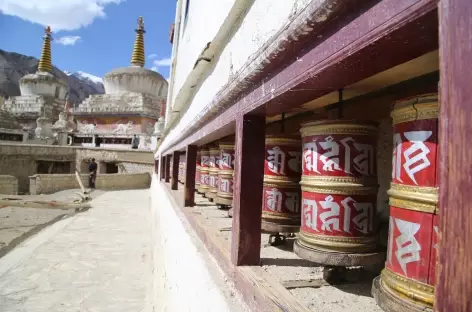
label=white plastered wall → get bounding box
[161,0,312,153]
[149,176,245,311]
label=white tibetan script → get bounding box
[303,136,375,176]
[267,146,286,175]
[392,131,432,185]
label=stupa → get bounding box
[71,17,168,150]
[3,26,68,131]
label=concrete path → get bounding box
[0,190,153,312]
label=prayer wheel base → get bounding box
[293,240,385,267]
[216,204,231,210]
[261,221,300,234]
[215,196,233,207]
[206,192,217,200]
[372,276,433,312]
[228,208,233,218]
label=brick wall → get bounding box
[29,172,151,195]
[0,175,18,195]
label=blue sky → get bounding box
[0,0,176,79]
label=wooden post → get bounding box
[165,155,171,183]
[231,114,265,266]
[171,151,179,190]
[184,145,197,207]
[436,1,472,311]
[160,155,165,180]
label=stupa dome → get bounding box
[103,66,167,97]
[20,72,68,98]
[19,26,68,99]
[103,16,168,98]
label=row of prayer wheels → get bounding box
[191,93,438,312]
[196,141,235,207]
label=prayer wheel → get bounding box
[294,120,384,266]
[216,141,235,209]
[372,94,438,312]
[196,150,201,194]
[206,147,220,201]
[198,148,210,195]
[261,135,302,233]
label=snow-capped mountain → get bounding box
[64,70,105,105]
[0,49,105,106]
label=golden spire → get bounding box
[130,17,146,67]
[38,26,53,73]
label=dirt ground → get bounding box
[0,189,105,258]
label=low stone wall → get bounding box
[0,143,154,192]
[0,175,18,195]
[29,173,151,195]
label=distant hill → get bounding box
[0,49,104,106]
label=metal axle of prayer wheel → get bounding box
[205,147,220,202]
[215,141,235,210]
[262,135,302,246]
[198,148,210,196]
[294,119,385,271]
[372,94,438,312]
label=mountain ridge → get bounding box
[0,49,104,106]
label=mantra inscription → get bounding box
[262,186,300,215]
[301,192,376,237]
[302,135,376,178]
[392,120,438,187]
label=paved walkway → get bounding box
[0,190,153,312]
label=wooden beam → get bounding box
[184,145,197,207]
[165,155,171,183]
[171,151,179,190]
[436,1,472,311]
[231,114,265,266]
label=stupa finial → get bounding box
[38,26,53,73]
[130,17,146,67]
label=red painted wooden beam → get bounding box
[436,0,472,311]
[184,145,197,207]
[171,151,180,190]
[161,0,437,155]
[231,114,265,266]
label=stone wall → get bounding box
[29,172,151,195]
[118,162,153,175]
[0,143,154,193]
[0,175,18,195]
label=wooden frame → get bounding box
[231,114,265,266]
[184,145,197,207]
[165,155,171,183]
[171,151,179,190]
[436,0,472,311]
[161,0,437,155]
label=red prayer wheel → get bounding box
[198,148,210,195]
[372,94,438,312]
[196,150,201,193]
[294,120,384,266]
[206,147,220,201]
[261,135,302,233]
[216,142,235,209]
